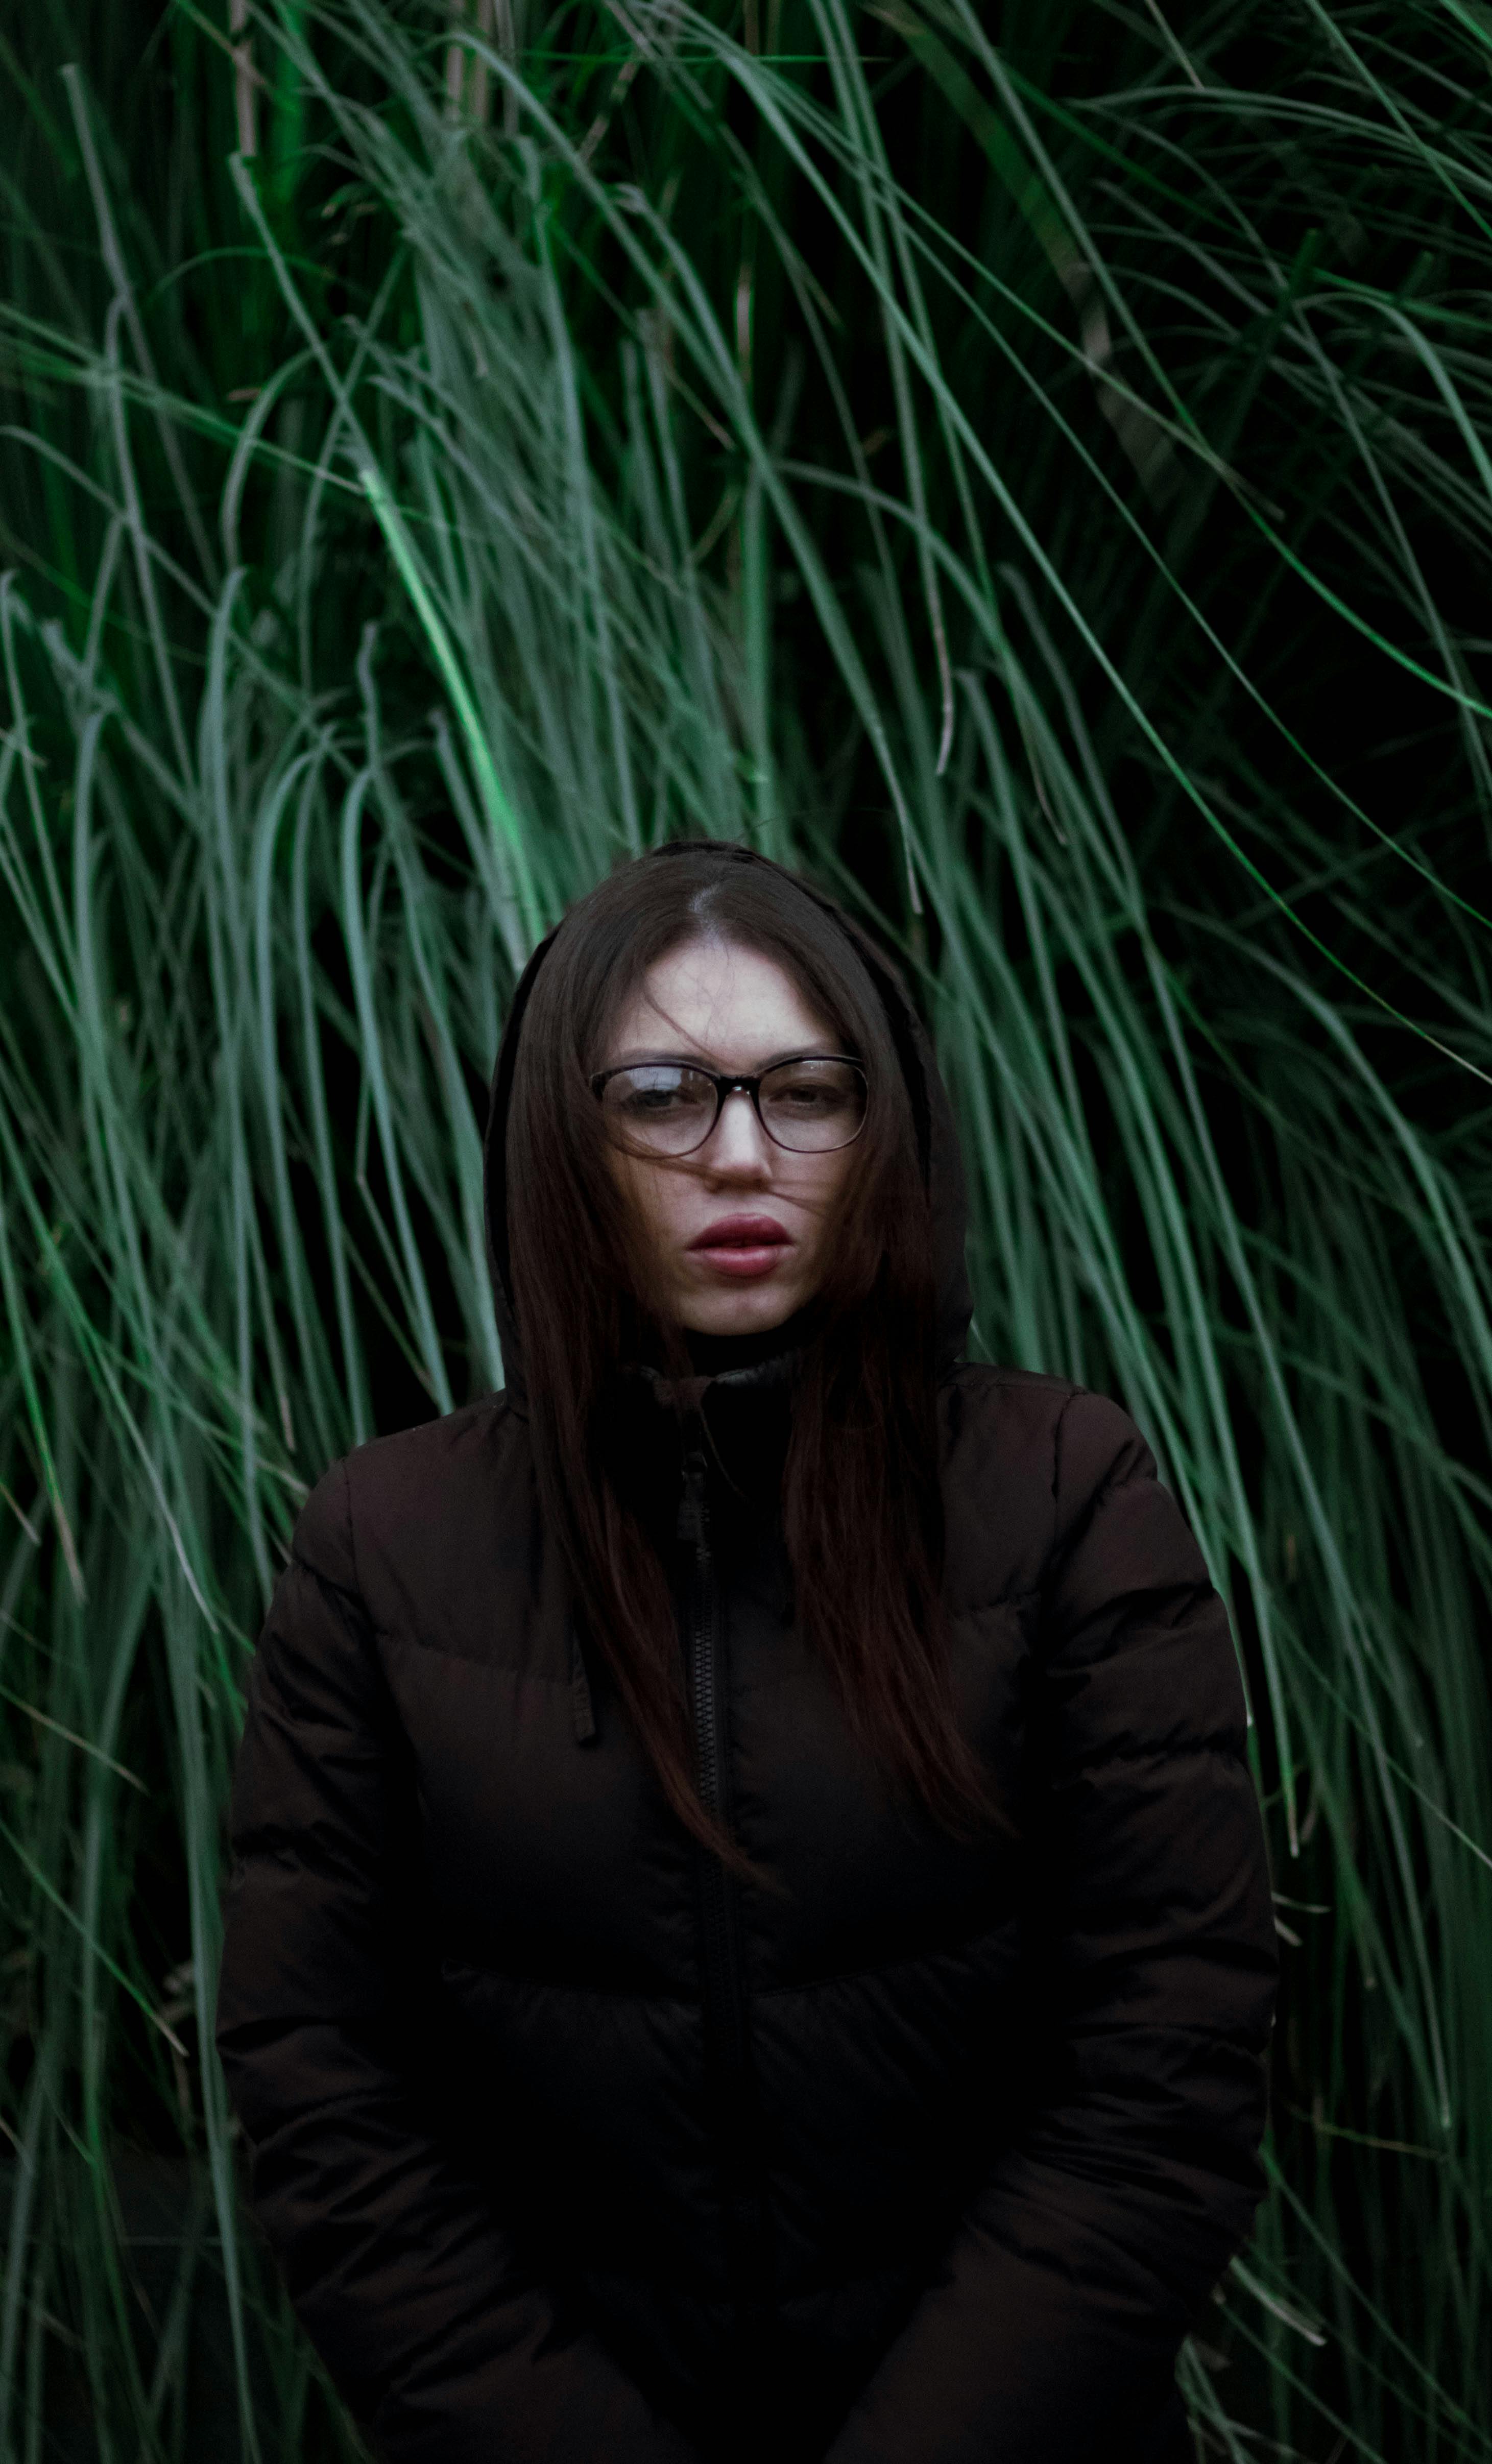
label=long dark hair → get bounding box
[502,841,993,1854]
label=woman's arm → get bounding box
[824,1389,1279,2464]
[215,1463,699,2464]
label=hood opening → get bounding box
[482,850,972,1409]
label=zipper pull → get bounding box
[677,1446,709,1548]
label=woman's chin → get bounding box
[674,1284,806,1338]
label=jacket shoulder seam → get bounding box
[945,1362,1082,1397]
[341,1455,360,1604]
[1051,1386,1161,1563]
[1051,1385,1084,1560]
[1052,1735,1245,1779]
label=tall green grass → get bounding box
[1,2,1488,2453]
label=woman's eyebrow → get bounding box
[608,1045,826,1071]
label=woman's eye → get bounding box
[617,1075,708,1115]
[772,1079,849,1110]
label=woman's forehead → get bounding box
[606,938,835,1067]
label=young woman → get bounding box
[216,840,1277,2464]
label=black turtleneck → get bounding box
[681,1301,820,1381]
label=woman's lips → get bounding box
[687,1215,791,1279]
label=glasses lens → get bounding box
[758,1058,867,1153]
[599,1064,717,1154]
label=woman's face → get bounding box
[599,937,858,1337]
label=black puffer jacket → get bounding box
[216,924,1277,2464]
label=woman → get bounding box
[216,840,1277,2464]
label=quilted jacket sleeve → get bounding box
[214,1463,699,2464]
[825,1389,1279,2464]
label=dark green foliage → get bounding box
[0,2,1488,2454]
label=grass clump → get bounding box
[0,2,1488,2453]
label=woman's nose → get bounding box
[703,1088,772,1171]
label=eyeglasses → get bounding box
[591,1054,869,1158]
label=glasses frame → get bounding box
[589,1052,869,1158]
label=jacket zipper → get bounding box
[679,1443,771,2323]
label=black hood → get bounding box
[482,855,972,1409]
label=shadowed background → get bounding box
[1,2,1489,2455]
